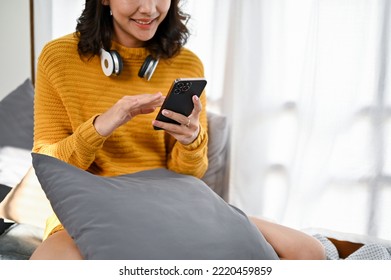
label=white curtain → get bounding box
[187,0,391,240]
[36,0,391,239]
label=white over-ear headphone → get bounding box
[100,48,159,81]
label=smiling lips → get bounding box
[132,18,156,27]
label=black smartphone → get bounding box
[153,78,207,130]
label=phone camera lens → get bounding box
[181,82,192,92]
[175,81,192,93]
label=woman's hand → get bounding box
[94,92,165,137]
[152,95,203,145]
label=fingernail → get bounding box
[162,110,169,116]
[194,95,199,101]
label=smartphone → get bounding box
[153,78,207,130]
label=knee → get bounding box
[295,238,326,260]
[30,230,83,260]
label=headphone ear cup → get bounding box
[138,55,159,81]
[100,48,114,76]
[100,49,123,76]
[110,50,123,75]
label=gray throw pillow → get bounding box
[202,112,230,201]
[32,153,278,260]
[0,79,34,149]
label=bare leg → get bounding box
[30,230,83,260]
[249,217,326,260]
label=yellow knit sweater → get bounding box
[33,33,208,238]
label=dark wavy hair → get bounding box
[75,0,190,59]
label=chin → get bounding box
[137,33,157,42]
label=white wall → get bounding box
[33,0,84,76]
[0,0,80,100]
[0,1,31,100]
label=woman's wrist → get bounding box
[93,114,113,137]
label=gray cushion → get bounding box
[32,153,278,260]
[202,112,230,201]
[0,79,34,150]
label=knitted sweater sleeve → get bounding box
[166,95,209,178]
[32,48,107,170]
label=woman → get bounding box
[30,0,325,260]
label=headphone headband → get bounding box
[100,48,158,81]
